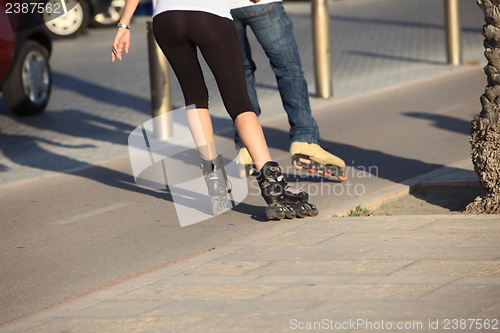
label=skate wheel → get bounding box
[292,160,302,170]
[211,198,220,216]
[308,169,317,173]
[325,165,348,181]
[265,206,286,220]
[331,172,348,181]
[306,203,319,217]
[284,208,296,219]
[293,203,310,218]
[211,196,229,216]
[308,209,319,217]
[295,208,308,218]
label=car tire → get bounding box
[90,0,125,27]
[2,40,52,116]
[43,0,90,38]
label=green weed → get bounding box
[348,205,372,217]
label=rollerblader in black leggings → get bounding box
[111,0,317,219]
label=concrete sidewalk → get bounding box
[2,162,499,332]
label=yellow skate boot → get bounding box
[236,147,255,178]
[290,142,347,181]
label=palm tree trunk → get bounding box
[466,0,500,213]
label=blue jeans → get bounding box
[231,2,320,149]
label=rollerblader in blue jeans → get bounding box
[229,0,347,181]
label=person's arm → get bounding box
[111,0,141,61]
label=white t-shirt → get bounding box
[153,0,232,20]
[229,0,281,10]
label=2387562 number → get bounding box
[443,319,499,330]
[5,2,61,14]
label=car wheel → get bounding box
[2,40,52,116]
[91,0,125,27]
[43,0,90,38]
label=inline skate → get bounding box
[256,161,318,220]
[200,154,232,216]
[290,142,347,181]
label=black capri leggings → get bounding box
[152,10,255,121]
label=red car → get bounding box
[0,0,52,115]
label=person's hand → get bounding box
[249,0,261,3]
[112,27,130,62]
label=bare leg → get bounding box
[234,111,272,170]
[186,108,217,160]
[187,108,272,169]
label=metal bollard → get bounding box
[147,21,173,139]
[312,0,333,98]
[445,0,462,66]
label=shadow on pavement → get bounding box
[52,72,151,115]
[328,15,482,34]
[404,112,472,136]
[287,12,481,35]
[0,131,170,202]
[345,50,445,66]
[216,119,445,184]
[0,104,473,217]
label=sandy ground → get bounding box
[372,186,485,216]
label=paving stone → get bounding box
[356,246,500,260]
[250,260,414,276]
[453,277,500,285]
[349,276,458,285]
[151,276,258,285]
[391,260,500,277]
[58,300,169,318]
[142,300,321,319]
[252,275,357,285]
[261,284,439,302]
[111,284,284,301]
[256,230,342,246]
[297,218,435,233]
[299,300,488,321]
[218,245,377,261]
[172,260,270,276]
[21,317,203,333]
[455,233,500,247]
[320,231,475,248]
[417,285,500,304]
[466,302,500,321]
[421,220,500,232]
[229,220,308,246]
[181,316,324,333]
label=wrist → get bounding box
[117,22,130,29]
